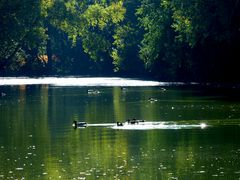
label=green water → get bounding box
[1,84,240,179]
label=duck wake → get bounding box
[111,121,207,130]
[76,121,207,130]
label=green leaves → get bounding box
[112,25,133,71]
[1,0,239,81]
[82,1,125,30]
[106,1,125,24]
[40,0,54,17]
[0,0,41,71]
[78,1,126,66]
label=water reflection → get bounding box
[0,85,240,179]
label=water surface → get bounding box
[0,77,240,179]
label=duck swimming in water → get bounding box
[127,118,138,124]
[73,120,87,129]
[117,122,124,126]
[148,97,157,102]
[126,118,144,124]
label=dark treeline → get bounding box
[0,0,240,82]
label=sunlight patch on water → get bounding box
[88,123,116,127]
[0,77,171,86]
[111,122,207,130]
[75,121,208,130]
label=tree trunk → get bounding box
[46,22,53,75]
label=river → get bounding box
[0,77,240,179]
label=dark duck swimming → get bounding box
[117,122,124,126]
[127,118,144,124]
[73,120,87,129]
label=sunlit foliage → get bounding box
[0,0,240,81]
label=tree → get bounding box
[137,0,240,81]
[136,0,187,80]
[111,0,145,75]
[0,0,44,74]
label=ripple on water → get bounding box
[15,167,24,171]
[195,170,205,174]
[77,177,86,180]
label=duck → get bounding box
[120,87,127,91]
[87,89,100,95]
[73,120,87,129]
[127,118,144,124]
[160,88,166,92]
[117,122,124,126]
[148,97,157,102]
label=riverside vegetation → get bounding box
[0,0,240,82]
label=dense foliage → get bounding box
[0,0,239,81]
